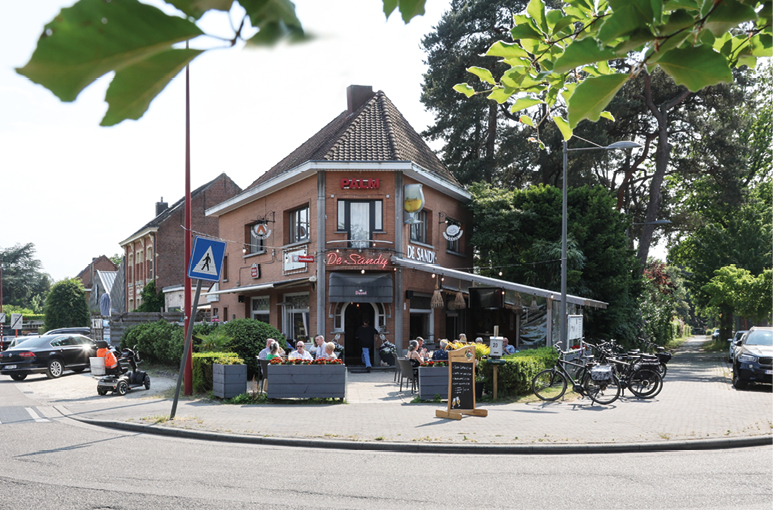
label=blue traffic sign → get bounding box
[187,237,226,282]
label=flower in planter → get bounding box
[420,360,448,367]
[270,358,342,365]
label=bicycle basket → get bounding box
[590,365,613,381]
[639,355,661,366]
[657,351,672,363]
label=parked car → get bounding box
[0,334,97,381]
[728,330,748,362]
[43,327,92,337]
[8,335,39,350]
[732,326,773,389]
[711,328,720,339]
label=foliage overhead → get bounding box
[17,0,429,126]
[43,278,90,332]
[454,0,772,141]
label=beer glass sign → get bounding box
[403,183,424,224]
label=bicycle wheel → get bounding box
[532,369,567,401]
[584,373,621,405]
[658,362,668,378]
[629,368,663,398]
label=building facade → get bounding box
[119,173,241,312]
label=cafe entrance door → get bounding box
[343,302,375,366]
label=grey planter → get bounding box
[267,364,346,399]
[213,363,248,399]
[418,366,448,400]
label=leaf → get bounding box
[597,3,649,44]
[657,45,732,92]
[164,0,234,20]
[552,15,580,35]
[101,48,203,126]
[553,38,619,73]
[510,22,544,40]
[553,116,572,141]
[486,41,529,59]
[382,0,426,23]
[240,0,307,45]
[659,9,696,35]
[704,0,758,36]
[453,83,476,97]
[510,97,544,113]
[527,0,549,35]
[468,66,496,85]
[567,73,629,128]
[751,34,773,57]
[520,115,535,127]
[487,88,513,104]
[16,0,203,102]
[600,111,615,121]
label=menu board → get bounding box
[450,362,474,410]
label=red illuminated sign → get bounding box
[340,178,380,190]
[326,252,389,270]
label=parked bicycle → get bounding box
[592,341,663,399]
[532,345,621,405]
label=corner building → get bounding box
[206,86,474,365]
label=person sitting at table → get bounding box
[319,342,338,360]
[433,339,449,361]
[289,340,313,360]
[458,333,467,343]
[502,337,516,355]
[313,334,326,359]
[258,338,276,360]
[415,337,428,359]
[266,341,282,361]
[475,336,483,344]
[406,339,424,367]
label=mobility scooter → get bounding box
[91,341,150,396]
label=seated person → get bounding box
[502,337,516,355]
[320,342,338,360]
[96,342,119,373]
[433,340,449,361]
[289,341,313,360]
[458,333,468,343]
[406,339,424,367]
[266,342,282,361]
[259,338,276,360]
[313,335,326,359]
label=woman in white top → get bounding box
[320,341,338,360]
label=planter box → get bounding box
[267,364,346,399]
[213,363,248,399]
[419,366,448,400]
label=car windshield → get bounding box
[746,330,773,346]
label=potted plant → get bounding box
[212,355,247,398]
[378,339,397,366]
[266,358,346,400]
[418,360,448,400]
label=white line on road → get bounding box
[25,407,49,423]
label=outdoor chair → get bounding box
[259,358,271,393]
[394,357,406,382]
[397,358,417,394]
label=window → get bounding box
[246,223,266,254]
[283,293,309,342]
[222,255,229,281]
[251,296,270,324]
[128,254,134,285]
[447,236,460,253]
[147,247,154,279]
[337,200,383,248]
[410,210,428,244]
[223,307,229,322]
[289,206,309,244]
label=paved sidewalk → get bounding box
[21,336,773,452]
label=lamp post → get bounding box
[560,140,642,349]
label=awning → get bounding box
[329,272,393,303]
[391,257,607,309]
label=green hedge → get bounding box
[478,347,558,397]
[192,352,242,393]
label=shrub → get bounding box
[220,319,286,378]
[478,347,558,397]
[192,352,240,393]
[43,278,89,331]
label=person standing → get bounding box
[355,320,378,372]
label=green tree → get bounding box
[1,243,51,312]
[43,278,90,331]
[702,265,772,338]
[639,261,679,345]
[17,0,427,126]
[136,281,165,312]
[469,182,641,341]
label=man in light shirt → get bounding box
[289,340,313,360]
[259,338,276,360]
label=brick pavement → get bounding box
[21,336,773,449]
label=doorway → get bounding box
[343,302,375,366]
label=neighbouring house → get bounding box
[118,173,241,312]
[76,255,118,306]
[205,86,606,365]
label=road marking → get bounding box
[25,407,49,423]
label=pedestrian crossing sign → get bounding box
[187,237,226,282]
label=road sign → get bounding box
[0,313,5,323]
[187,237,226,282]
[10,313,23,330]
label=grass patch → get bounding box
[701,335,731,353]
[223,392,345,405]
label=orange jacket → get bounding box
[97,347,118,369]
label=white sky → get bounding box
[0,0,452,281]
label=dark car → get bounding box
[728,330,748,362]
[732,326,773,389]
[43,327,92,337]
[0,334,97,381]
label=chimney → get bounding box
[156,197,168,217]
[346,85,374,114]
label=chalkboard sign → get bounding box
[450,362,474,410]
[435,345,488,420]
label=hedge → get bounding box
[192,352,242,393]
[478,347,559,397]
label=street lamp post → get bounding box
[560,140,642,350]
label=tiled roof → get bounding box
[248,90,459,189]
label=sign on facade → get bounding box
[568,315,583,342]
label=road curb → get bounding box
[69,415,773,454]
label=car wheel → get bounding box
[116,380,129,396]
[46,359,64,379]
[10,373,27,381]
[97,387,108,396]
[143,374,151,390]
[732,368,747,390]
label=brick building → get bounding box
[75,255,118,307]
[119,173,241,312]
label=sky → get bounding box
[0,0,453,282]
